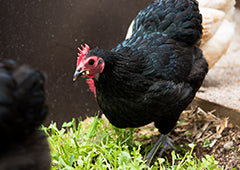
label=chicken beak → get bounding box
[73,70,89,81]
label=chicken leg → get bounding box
[145,134,175,164]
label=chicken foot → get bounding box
[145,134,176,165]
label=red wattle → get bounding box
[86,78,96,96]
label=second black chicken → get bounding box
[73,0,208,163]
[0,59,50,170]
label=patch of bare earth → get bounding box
[135,107,240,169]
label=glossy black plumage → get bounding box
[0,59,50,170]
[88,0,208,135]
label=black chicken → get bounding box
[73,0,208,163]
[0,59,50,170]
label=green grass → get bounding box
[42,115,222,170]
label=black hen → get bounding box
[0,59,50,170]
[73,0,208,162]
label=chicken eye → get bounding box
[98,59,103,65]
[88,59,95,65]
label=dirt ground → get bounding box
[169,108,240,169]
[135,107,240,169]
[197,9,240,111]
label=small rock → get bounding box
[223,141,234,150]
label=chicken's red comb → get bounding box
[77,44,90,66]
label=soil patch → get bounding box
[135,107,240,169]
